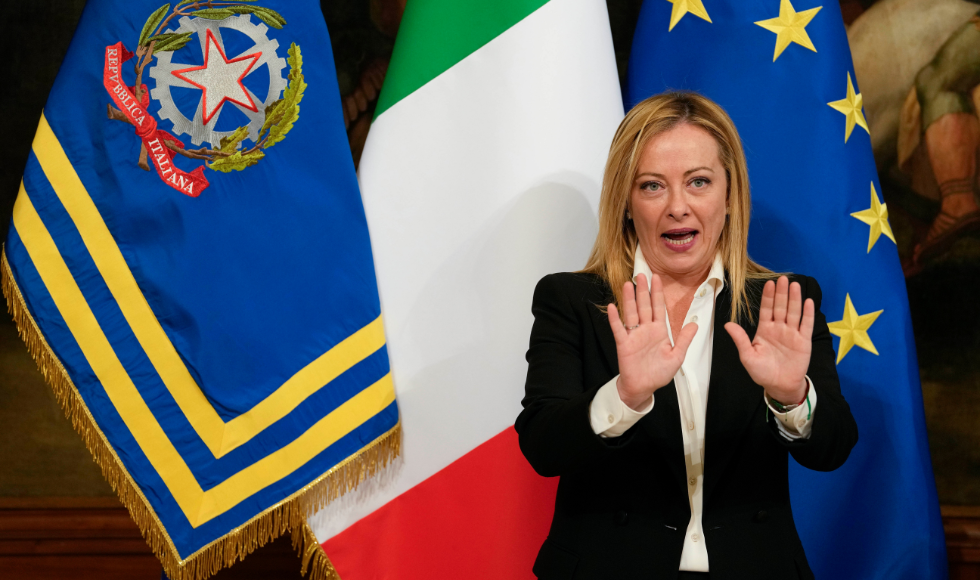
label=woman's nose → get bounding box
[666,189,689,219]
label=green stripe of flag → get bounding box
[374,0,549,117]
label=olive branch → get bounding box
[106,1,289,171]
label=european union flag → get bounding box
[1,1,398,578]
[627,1,946,578]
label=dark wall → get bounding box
[0,0,88,254]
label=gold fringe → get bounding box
[292,520,341,580]
[1,247,399,580]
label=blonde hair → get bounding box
[582,91,776,324]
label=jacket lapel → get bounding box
[586,281,620,376]
[588,282,687,492]
[702,282,765,506]
[646,380,688,493]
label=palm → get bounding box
[608,274,698,410]
[616,319,683,394]
[725,277,814,404]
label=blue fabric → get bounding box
[6,0,396,560]
[626,2,947,579]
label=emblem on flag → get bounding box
[103,2,306,197]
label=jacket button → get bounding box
[753,510,769,523]
[615,510,628,526]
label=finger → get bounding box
[724,322,754,355]
[787,281,803,329]
[650,274,666,324]
[759,280,775,323]
[622,281,639,329]
[635,273,653,324]
[608,303,628,343]
[799,298,815,339]
[773,276,789,324]
[673,321,699,356]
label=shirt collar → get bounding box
[632,245,726,294]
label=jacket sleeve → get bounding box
[767,275,859,471]
[515,274,632,478]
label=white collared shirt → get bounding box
[588,247,816,572]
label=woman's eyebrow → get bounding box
[684,166,713,176]
[635,167,714,180]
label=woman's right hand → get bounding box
[607,274,699,410]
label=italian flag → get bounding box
[307,0,623,576]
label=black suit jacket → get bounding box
[515,272,858,580]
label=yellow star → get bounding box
[755,0,823,62]
[666,0,712,31]
[827,294,883,364]
[850,182,896,252]
[827,72,869,143]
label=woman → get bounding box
[516,92,858,580]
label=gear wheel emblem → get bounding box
[149,14,287,147]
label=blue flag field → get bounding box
[1,1,399,578]
[627,1,946,578]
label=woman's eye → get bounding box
[691,178,708,188]
[642,181,662,191]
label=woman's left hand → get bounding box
[724,276,813,405]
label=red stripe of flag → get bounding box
[323,427,558,579]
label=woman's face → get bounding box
[630,122,728,282]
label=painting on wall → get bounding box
[850,0,980,505]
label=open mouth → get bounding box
[661,229,698,247]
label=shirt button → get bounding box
[607,414,615,424]
[689,477,696,486]
[692,533,700,542]
[687,420,695,430]
[699,288,706,297]
[689,315,698,323]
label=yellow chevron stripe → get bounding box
[31,114,386,457]
[13,188,204,522]
[198,373,395,522]
[220,319,386,454]
[13,167,396,527]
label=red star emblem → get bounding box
[171,29,261,124]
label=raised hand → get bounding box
[724,276,813,405]
[607,274,699,410]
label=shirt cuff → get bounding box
[589,375,654,438]
[766,376,818,440]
